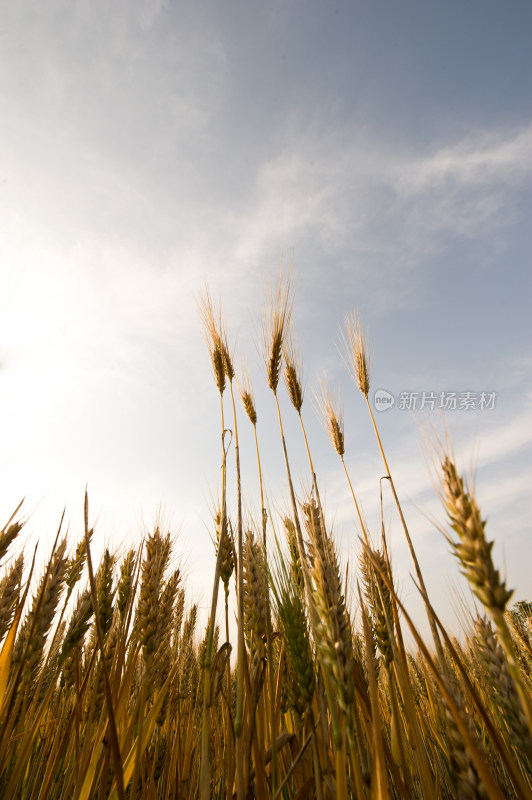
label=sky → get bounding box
[1,0,531,641]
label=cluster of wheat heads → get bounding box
[0,276,531,799]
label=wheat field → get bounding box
[0,277,530,799]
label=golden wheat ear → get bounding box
[283,332,304,413]
[198,284,227,395]
[261,270,294,394]
[314,377,345,457]
[237,359,258,426]
[341,309,370,397]
[441,456,513,614]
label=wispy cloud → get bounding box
[390,126,532,243]
[232,123,532,285]
[400,127,532,191]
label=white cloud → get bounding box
[230,123,532,279]
[401,127,532,191]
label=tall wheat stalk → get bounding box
[198,289,231,800]
[315,376,368,539]
[238,363,279,794]
[342,309,445,664]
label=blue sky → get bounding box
[1,0,531,637]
